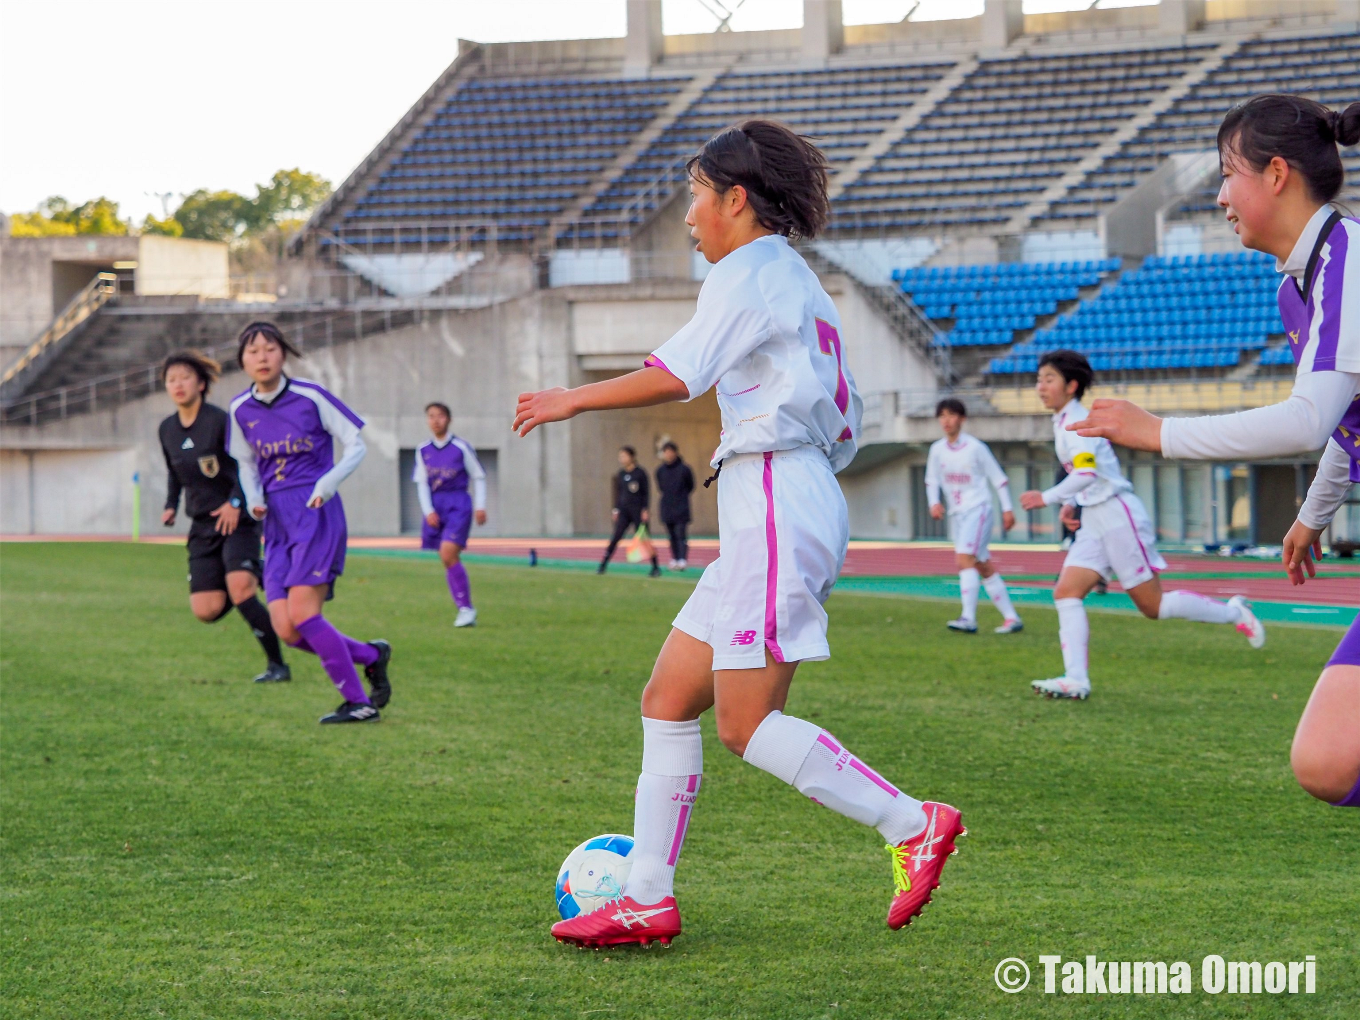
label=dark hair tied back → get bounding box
[236,321,301,368]
[687,119,830,239]
[1218,94,1360,204]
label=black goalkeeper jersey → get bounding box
[159,402,246,520]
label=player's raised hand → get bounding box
[1283,519,1324,585]
[1019,489,1046,511]
[514,387,577,436]
[1067,399,1163,451]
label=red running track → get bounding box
[350,536,1360,608]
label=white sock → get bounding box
[622,717,702,906]
[1055,597,1090,684]
[742,711,927,844]
[982,572,1017,620]
[959,568,980,622]
[1158,589,1242,625]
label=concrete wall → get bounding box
[136,236,230,298]
[0,258,945,541]
[0,236,139,367]
[0,446,138,534]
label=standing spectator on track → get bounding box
[599,446,661,576]
[656,441,695,571]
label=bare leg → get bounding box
[1291,665,1360,803]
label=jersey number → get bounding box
[274,458,287,482]
[815,319,853,442]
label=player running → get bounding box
[227,322,392,724]
[515,121,964,948]
[1019,350,1265,700]
[415,401,487,628]
[925,398,1022,634]
[1072,95,1360,806]
[158,349,289,684]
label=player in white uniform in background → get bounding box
[925,398,1022,634]
[1019,350,1265,700]
[514,121,965,948]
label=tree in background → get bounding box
[9,196,129,237]
[141,169,332,242]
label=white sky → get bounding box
[0,0,1153,225]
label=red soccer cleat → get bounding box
[885,801,966,930]
[551,895,682,948]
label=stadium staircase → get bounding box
[0,298,423,427]
[0,272,122,405]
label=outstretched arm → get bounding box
[514,367,689,437]
[1068,372,1357,457]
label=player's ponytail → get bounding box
[687,119,830,239]
[1217,95,1360,203]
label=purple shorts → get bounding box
[421,492,472,550]
[262,486,348,603]
[1327,614,1360,668]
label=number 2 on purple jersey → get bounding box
[815,318,853,441]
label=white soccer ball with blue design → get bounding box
[555,833,634,919]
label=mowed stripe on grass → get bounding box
[1,542,1355,1019]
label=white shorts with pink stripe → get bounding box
[673,445,848,670]
[949,503,993,561]
[1063,492,1166,589]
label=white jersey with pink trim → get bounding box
[645,234,862,472]
[924,433,1013,516]
[1049,398,1133,508]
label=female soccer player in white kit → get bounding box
[925,398,1023,633]
[514,121,964,947]
[1073,95,1360,808]
[1019,350,1265,700]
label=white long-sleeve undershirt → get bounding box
[1299,438,1356,530]
[308,432,366,506]
[1159,371,1358,461]
[1041,470,1097,506]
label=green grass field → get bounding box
[2,542,1356,1019]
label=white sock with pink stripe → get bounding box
[959,568,980,622]
[622,717,702,907]
[743,711,927,844]
[1055,597,1090,683]
[1158,590,1242,625]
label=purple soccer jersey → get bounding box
[228,379,366,496]
[1278,213,1360,481]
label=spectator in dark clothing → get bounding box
[599,446,661,576]
[655,442,695,570]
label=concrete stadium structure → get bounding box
[2,0,1358,549]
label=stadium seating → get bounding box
[1045,32,1360,225]
[832,44,1214,231]
[987,250,1284,375]
[338,74,691,239]
[568,63,952,239]
[895,259,1118,348]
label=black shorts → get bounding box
[186,517,263,594]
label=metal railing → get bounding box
[1,273,122,395]
[0,304,424,429]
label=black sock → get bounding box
[235,595,284,665]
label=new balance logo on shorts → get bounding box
[730,630,758,646]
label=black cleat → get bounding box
[320,700,380,724]
[649,564,662,577]
[597,562,608,575]
[364,639,392,708]
[253,662,292,683]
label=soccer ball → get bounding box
[555,833,634,919]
